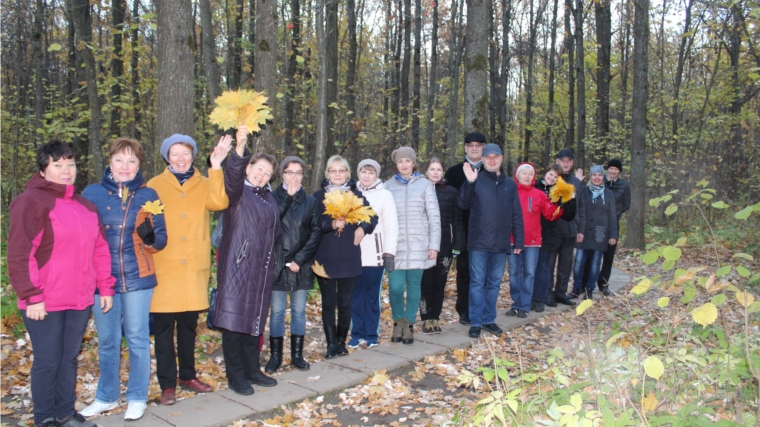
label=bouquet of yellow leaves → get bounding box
[208,89,273,133]
[323,189,376,236]
[548,175,575,219]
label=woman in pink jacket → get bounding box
[8,140,116,427]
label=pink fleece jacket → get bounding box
[8,174,115,311]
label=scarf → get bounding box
[466,156,483,170]
[358,179,382,192]
[169,165,195,185]
[393,171,420,184]
[324,181,351,193]
[589,182,605,203]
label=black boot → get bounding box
[324,324,338,359]
[336,326,350,356]
[264,336,283,373]
[290,335,310,370]
[244,335,277,387]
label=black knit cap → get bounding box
[606,158,623,171]
[464,132,486,144]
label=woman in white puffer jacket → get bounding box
[384,147,441,345]
[348,159,399,349]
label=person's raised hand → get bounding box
[463,162,478,182]
[210,134,233,169]
[575,168,585,181]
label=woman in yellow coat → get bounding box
[148,134,232,405]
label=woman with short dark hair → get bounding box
[9,140,115,427]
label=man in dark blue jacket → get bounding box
[458,143,524,338]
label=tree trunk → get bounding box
[524,0,546,162]
[128,0,143,162]
[345,0,358,151]
[33,0,46,145]
[254,0,278,153]
[618,0,631,130]
[411,0,421,150]
[543,0,559,165]
[200,0,221,104]
[311,0,329,192]
[564,0,574,149]
[625,0,649,250]
[282,0,301,150]
[400,0,411,141]
[424,0,439,157]
[155,0,195,151]
[671,0,694,157]
[594,0,611,162]
[70,0,104,182]
[574,0,586,168]
[446,0,464,164]
[111,0,126,138]
[324,0,338,151]
[464,0,489,133]
[248,0,256,75]
[498,0,512,164]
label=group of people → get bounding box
[9,127,629,427]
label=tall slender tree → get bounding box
[199,0,221,103]
[254,0,278,153]
[464,0,489,132]
[424,0,439,157]
[411,0,421,150]
[543,0,559,165]
[595,0,611,161]
[312,0,329,191]
[574,0,586,167]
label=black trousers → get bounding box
[420,256,454,320]
[454,249,471,316]
[153,311,200,390]
[221,330,261,388]
[318,276,358,328]
[552,236,576,297]
[23,308,91,425]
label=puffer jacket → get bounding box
[535,179,577,252]
[512,163,563,247]
[358,180,399,267]
[575,186,618,252]
[83,168,168,293]
[458,168,524,253]
[433,180,465,257]
[313,179,378,279]
[384,174,441,270]
[8,174,116,311]
[271,184,322,292]
[214,150,281,335]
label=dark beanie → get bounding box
[606,159,623,171]
[464,132,487,144]
[556,148,574,160]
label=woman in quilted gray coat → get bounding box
[385,147,441,345]
[214,127,281,396]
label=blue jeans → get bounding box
[351,266,385,341]
[507,247,539,312]
[533,250,556,303]
[93,289,154,404]
[269,289,308,336]
[573,249,604,295]
[468,251,508,327]
[388,269,424,324]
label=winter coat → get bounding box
[575,186,618,252]
[271,184,322,292]
[604,175,631,220]
[432,180,465,257]
[384,174,441,270]
[512,163,563,247]
[83,169,168,293]
[8,174,116,311]
[313,179,378,279]
[535,180,577,252]
[555,173,583,237]
[444,160,484,238]
[358,180,399,267]
[458,168,525,254]
[147,166,229,313]
[214,150,281,335]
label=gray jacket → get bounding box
[385,174,441,270]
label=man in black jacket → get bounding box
[458,143,524,338]
[444,132,485,325]
[597,159,631,295]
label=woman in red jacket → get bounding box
[8,140,115,427]
[506,163,563,318]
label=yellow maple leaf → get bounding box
[691,302,718,327]
[311,260,329,278]
[549,176,574,204]
[370,369,389,385]
[642,392,658,412]
[209,89,272,132]
[142,200,165,215]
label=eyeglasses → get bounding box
[328,169,348,174]
[283,170,304,176]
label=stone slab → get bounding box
[218,381,317,412]
[277,360,369,395]
[370,340,448,362]
[415,330,476,349]
[93,410,173,427]
[147,392,254,427]
[326,347,409,374]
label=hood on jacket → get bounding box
[25,173,75,199]
[101,167,146,193]
[514,162,537,190]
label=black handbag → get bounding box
[207,287,219,330]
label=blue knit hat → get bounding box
[590,164,604,175]
[161,134,198,162]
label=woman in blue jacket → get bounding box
[82,138,168,421]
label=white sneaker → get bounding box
[80,400,119,417]
[124,402,147,421]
